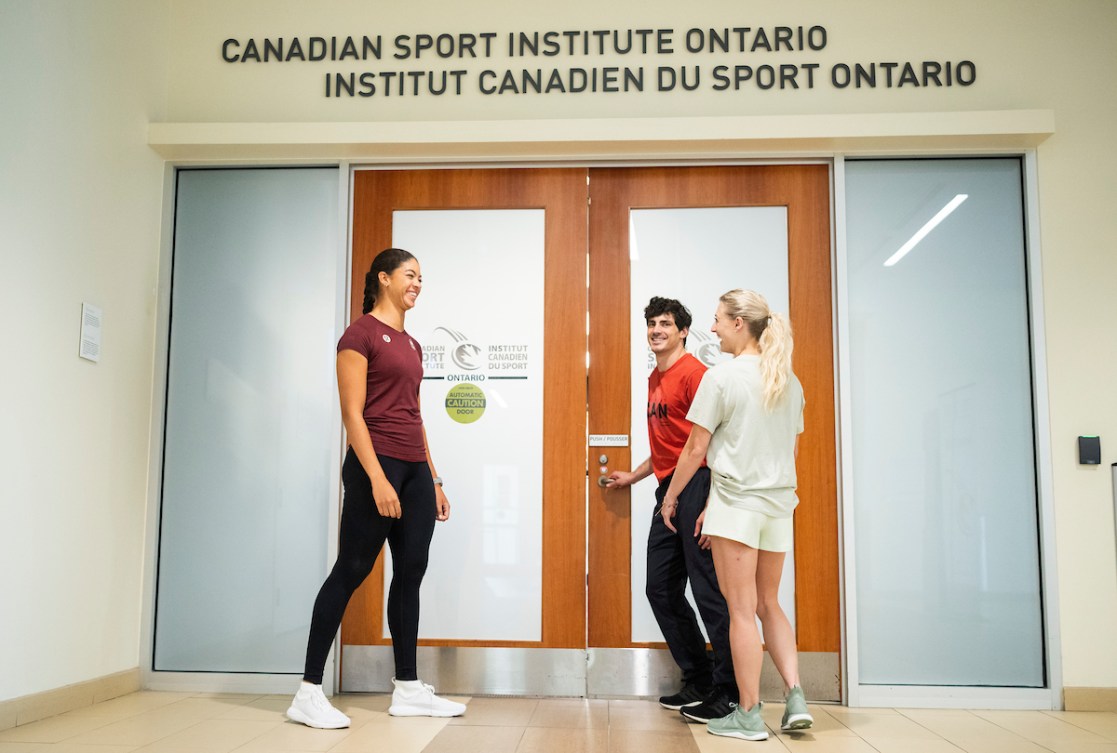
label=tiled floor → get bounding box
[1,691,1115,753]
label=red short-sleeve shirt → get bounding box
[647,353,708,481]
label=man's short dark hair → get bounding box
[644,296,692,332]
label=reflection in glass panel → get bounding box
[386,210,544,641]
[155,168,340,672]
[628,207,795,643]
[845,159,1044,686]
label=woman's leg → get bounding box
[383,459,437,681]
[302,450,392,684]
[755,549,800,692]
[710,536,762,709]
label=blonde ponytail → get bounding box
[719,289,794,411]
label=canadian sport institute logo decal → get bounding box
[423,327,532,425]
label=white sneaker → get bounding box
[286,682,351,729]
[388,678,466,717]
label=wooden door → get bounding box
[341,168,588,655]
[586,166,839,672]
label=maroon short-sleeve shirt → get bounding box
[336,314,426,462]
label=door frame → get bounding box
[339,161,843,700]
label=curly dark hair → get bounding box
[643,296,693,344]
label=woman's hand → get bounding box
[435,485,451,522]
[371,476,402,518]
[695,508,711,550]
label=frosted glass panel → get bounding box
[155,168,340,672]
[387,210,544,641]
[845,159,1044,686]
[628,207,795,643]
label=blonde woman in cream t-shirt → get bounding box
[660,289,813,742]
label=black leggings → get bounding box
[302,449,437,684]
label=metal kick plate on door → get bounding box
[588,434,629,447]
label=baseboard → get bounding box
[0,668,141,732]
[1064,687,1117,711]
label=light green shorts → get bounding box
[703,500,794,552]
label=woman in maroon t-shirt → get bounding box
[286,248,465,728]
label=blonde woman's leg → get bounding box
[710,536,761,709]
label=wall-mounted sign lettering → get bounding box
[218,25,976,99]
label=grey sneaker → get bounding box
[708,702,769,741]
[781,685,813,731]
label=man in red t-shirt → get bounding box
[607,297,738,723]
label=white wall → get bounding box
[0,0,170,701]
[2,0,1114,702]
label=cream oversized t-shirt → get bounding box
[686,354,804,518]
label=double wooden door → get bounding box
[340,165,838,696]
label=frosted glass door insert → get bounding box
[155,168,341,672]
[845,158,1044,686]
[628,207,795,642]
[386,210,544,641]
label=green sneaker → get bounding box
[708,702,769,741]
[780,686,813,731]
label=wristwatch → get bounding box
[432,476,444,487]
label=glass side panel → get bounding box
[155,168,340,672]
[845,158,1044,686]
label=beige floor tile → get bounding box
[326,715,447,753]
[606,700,691,732]
[0,714,117,744]
[864,739,967,753]
[825,705,903,718]
[213,697,291,722]
[828,710,944,741]
[59,713,201,748]
[690,723,791,752]
[780,737,882,752]
[130,719,280,753]
[517,726,608,753]
[449,698,537,727]
[608,727,698,753]
[527,699,609,729]
[1031,744,1117,753]
[74,693,194,718]
[899,709,1016,739]
[229,721,353,752]
[972,710,1114,750]
[331,693,393,714]
[4,745,140,753]
[756,704,858,737]
[1043,712,1117,742]
[421,724,525,753]
[0,743,44,753]
[947,737,1053,753]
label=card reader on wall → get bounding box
[1078,435,1101,465]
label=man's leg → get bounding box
[675,469,739,721]
[648,476,713,705]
